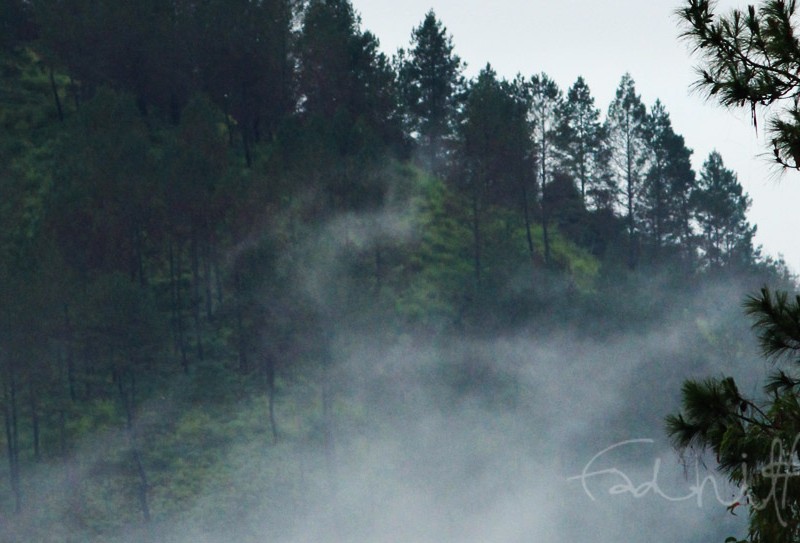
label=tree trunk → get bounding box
[59,409,67,457]
[235,269,248,373]
[264,353,278,444]
[64,303,76,402]
[626,136,637,270]
[321,341,336,487]
[4,365,21,514]
[471,187,482,289]
[136,225,146,287]
[203,233,213,321]
[190,225,204,361]
[223,98,235,146]
[241,83,253,168]
[521,181,535,267]
[374,246,382,295]
[118,370,150,523]
[69,76,80,111]
[541,213,551,267]
[29,381,40,462]
[541,139,551,266]
[212,238,223,308]
[242,121,253,168]
[171,237,189,373]
[49,67,64,122]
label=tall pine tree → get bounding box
[606,73,648,269]
[398,10,465,171]
[555,76,605,205]
[641,100,696,261]
[527,73,562,265]
[691,151,756,268]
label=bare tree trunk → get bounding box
[626,142,637,270]
[64,303,76,402]
[118,370,150,523]
[521,181,535,265]
[241,84,253,168]
[136,225,146,287]
[242,122,253,168]
[50,67,64,122]
[4,365,21,514]
[212,238,223,308]
[203,233,213,321]
[541,214,551,267]
[374,246,382,295]
[471,188,482,289]
[171,237,189,373]
[29,381,40,462]
[234,269,248,373]
[541,137,551,266]
[59,409,67,457]
[190,225,204,362]
[321,340,336,488]
[68,76,80,111]
[264,353,278,444]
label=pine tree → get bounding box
[679,0,800,170]
[640,100,696,261]
[398,10,465,171]
[555,76,605,205]
[190,0,295,162]
[527,73,562,265]
[691,151,756,268]
[296,0,404,209]
[667,287,800,543]
[606,73,648,269]
[458,66,532,287]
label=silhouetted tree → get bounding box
[555,76,605,205]
[190,0,296,163]
[667,287,800,543]
[606,73,648,268]
[641,100,696,261]
[398,9,465,170]
[691,151,756,268]
[527,73,562,265]
[296,0,403,210]
[458,66,531,286]
[678,0,800,170]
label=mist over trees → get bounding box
[0,1,794,540]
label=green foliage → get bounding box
[398,9,465,169]
[745,287,800,361]
[668,287,800,543]
[692,151,757,268]
[555,76,607,205]
[641,100,696,259]
[393,170,473,323]
[298,0,404,159]
[678,0,800,170]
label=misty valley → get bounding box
[2,0,800,542]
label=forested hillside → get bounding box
[0,1,794,541]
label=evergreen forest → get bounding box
[0,1,795,541]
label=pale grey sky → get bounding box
[353,0,800,273]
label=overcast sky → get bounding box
[352,0,800,273]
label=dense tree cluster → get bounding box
[0,1,787,538]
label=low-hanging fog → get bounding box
[3,209,770,543]
[3,1,794,541]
